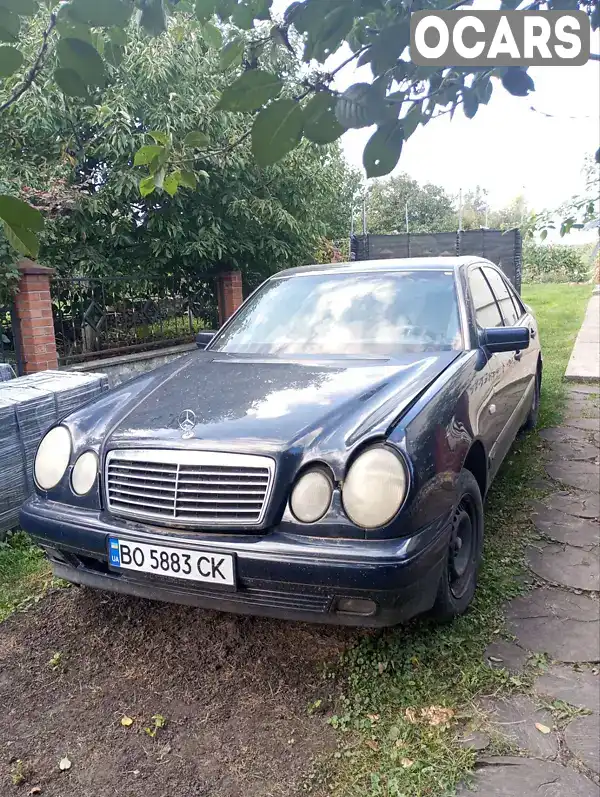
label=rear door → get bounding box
[481,265,537,424]
[467,266,514,469]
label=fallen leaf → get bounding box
[28,789,41,796]
[535,723,551,734]
[421,706,455,727]
[365,739,379,751]
[395,739,407,749]
[377,662,386,674]
[121,716,134,727]
[488,656,503,663]
[58,757,71,772]
[404,708,418,724]
[400,757,414,768]
[367,713,380,723]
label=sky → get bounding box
[273,0,600,244]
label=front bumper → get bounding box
[20,496,450,627]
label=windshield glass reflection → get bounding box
[211,270,462,356]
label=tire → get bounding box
[522,367,541,431]
[431,469,484,622]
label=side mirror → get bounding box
[480,326,530,354]
[196,331,216,349]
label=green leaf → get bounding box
[54,66,89,97]
[139,175,156,197]
[195,0,216,23]
[148,130,169,145]
[363,121,403,178]
[69,0,132,28]
[303,92,344,145]
[462,89,479,119]
[216,69,282,112]
[202,21,223,49]
[400,104,421,139]
[219,37,244,70]
[177,169,198,189]
[368,22,410,77]
[0,0,37,16]
[1,221,39,257]
[501,67,535,97]
[56,17,93,45]
[153,167,166,189]
[0,8,19,43]
[163,171,180,197]
[251,98,303,166]
[109,26,127,46]
[0,195,44,231]
[134,144,165,166]
[140,0,167,35]
[104,41,123,66]
[335,83,389,130]
[540,229,548,241]
[476,77,493,105]
[232,2,254,29]
[183,130,210,148]
[57,37,106,87]
[0,45,22,77]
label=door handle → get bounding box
[514,351,522,361]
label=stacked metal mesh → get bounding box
[0,370,108,535]
[0,363,15,382]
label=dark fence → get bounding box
[0,304,22,376]
[351,229,523,293]
[51,274,219,365]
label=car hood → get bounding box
[68,350,460,459]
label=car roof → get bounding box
[272,256,488,278]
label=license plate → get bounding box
[107,537,235,587]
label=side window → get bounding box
[482,267,518,326]
[468,268,503,328]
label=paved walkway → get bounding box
[458,380,600,795]
[566,289,600,382]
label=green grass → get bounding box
[0,530,52,621]
[320,283,593,797]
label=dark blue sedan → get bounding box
[20,258,541,626]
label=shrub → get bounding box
[522,242,592,283]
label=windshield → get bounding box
[210,270,462,357]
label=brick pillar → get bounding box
[13,260,58,374]
[216,270,243,326]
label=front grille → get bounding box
[105,449,274,527]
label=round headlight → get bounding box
[34,426,72,491]
[342,447,408,529]
[71,451,99,496]
[290,469,333,523]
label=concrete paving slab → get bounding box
[566,293,600,383]
[527,542,600,591]
[456,757,600,796]
[478,694,559,758]
[534,663,600,712]
[564,712,600,775]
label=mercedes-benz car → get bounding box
[20,258,541,627]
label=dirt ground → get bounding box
[0,586,359,797]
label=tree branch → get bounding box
[0,12,57,114]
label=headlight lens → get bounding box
[34,426,71,491]
[342,447,408,529]
[290,469,333,523]
[71,451,99,496]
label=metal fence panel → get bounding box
[51,274,219,365]
[351,229,522,293]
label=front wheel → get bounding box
[431,469,484,622]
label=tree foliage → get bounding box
[366,174,455,234]
[0,16,361,285]
[0,0,598,258]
